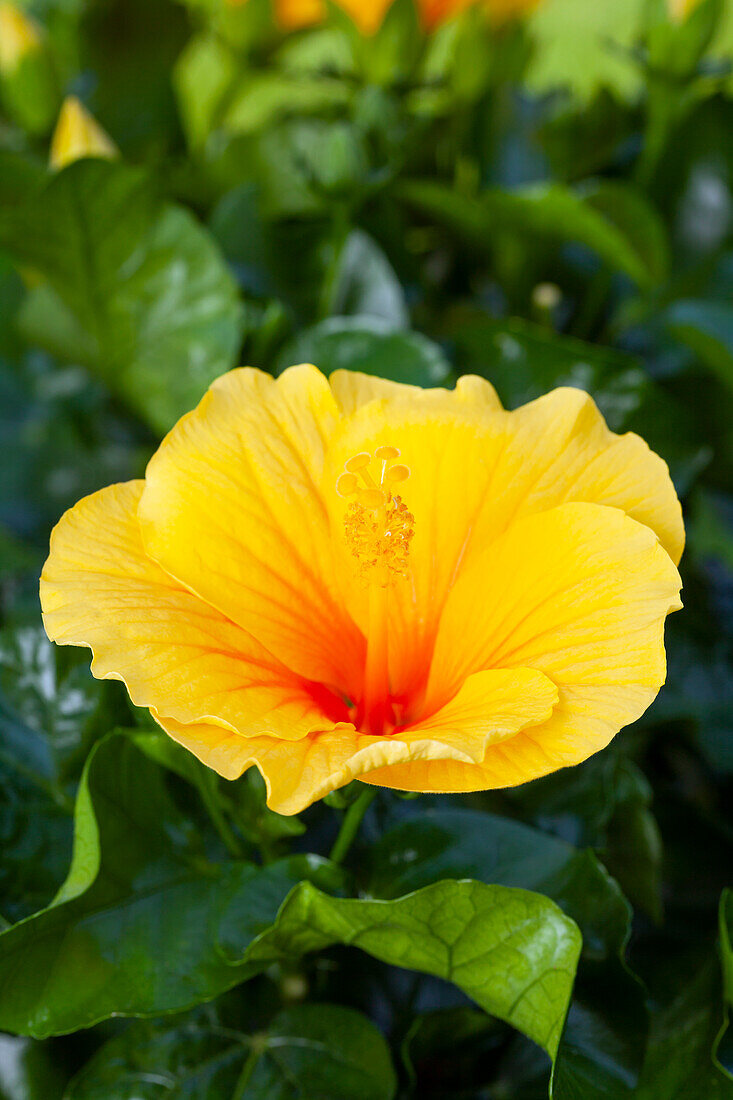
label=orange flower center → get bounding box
[336,447,415,734]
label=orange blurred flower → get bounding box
[227,0,539,33]
[42,366,682,815]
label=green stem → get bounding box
[232,1041,262,1100]
[318,204,350,320]
[197,776,244,860]
[329,787,377,864]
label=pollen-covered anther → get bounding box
[338,447,415,584]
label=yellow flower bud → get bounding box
[49,96,117,171]
[0,2,41,75]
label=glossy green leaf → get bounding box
[368,808,645,1100]
[0,733,340,1038]
[65,1005,397,1100]
[276,316,451,384]
[234,879,581,1063]
[1,160,245,434]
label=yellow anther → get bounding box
[345,452,371,473]
[385,464,410,484]
[336,472,358,497]
[339,445,414,586]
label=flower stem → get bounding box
[329,787,377,864]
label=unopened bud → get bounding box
[50,96,117,171]
[0,3,41,74]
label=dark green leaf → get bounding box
[368,808,627,960]
[0,733,340,1037]
[65,1005,397,1100]
[637,949,733,1098]
[276,316,452,384]
[665,300,733,390]
[0,627,103,776]
[445,312,651,430]
[398,179,663,288]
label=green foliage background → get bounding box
[0,0,732,1095]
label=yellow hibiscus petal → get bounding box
[324,379,682,702]
[329,369,502,416]
[139,365,365,692]
[477,386,684,566]
[396,666,558,759]
[40,481,348,739]
[154,714,464,814]
[155,666,556,812]
[425,500,681,758]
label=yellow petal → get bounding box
[325,380,682,703]
[408,502,682,790]
[329,369,502,416]
[396,666,558,759]
[155,666,556,813]
[139,365,365,692]
[41,481,348,739]
[0,3,41,73]
[481,386,684,566]
[49,96,117,171]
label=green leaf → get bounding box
[0,733,339,1037]
[505,751,664,923]
[1,160,245,434]
[369,808,646,1100]
[276,316,452,385]
[65,1005,397,1100]
[579,180,670,285]
[241,1004,396,1099]
[0,1033,67,1100]
[445,311,651,430]
[664,300,733,390]
[0,634,83,924]
[652,627,733,773]
[234,880,581,1063]
[173,33,239,148]
[368,808,627,960]
[637,947,733,1098]
[222,72,351,135]
[0,152,46,210]
[0,43,59,135]
[398,179,663,288]
[525,0,644,102]
[328,230,409,329]
[0,627,103,777]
